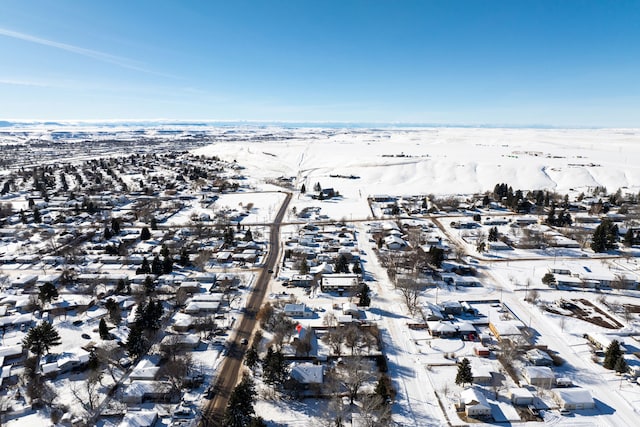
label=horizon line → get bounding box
[0,118,634,130]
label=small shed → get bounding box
[509,387,534,406]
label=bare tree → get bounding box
[95,345,123,383]
[344,325,362,356]
[340,357,375,404]
[358,393,392,427]
[323,328,344,356]
[398,281,421,315]
[70,372,102,415]
[323,311,337,327]
[160,353,194,393]
[612,273,628,291]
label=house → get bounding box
[526,348,554,366]
[40,350,91,377]
[129,358,160,381]
[460,387,491,418]
[321,274,359,293]
[384,234,407,250]
[159,334,200,351]
[0,345,24,366]
[554,275,588,288]
[523,366,555,388]
[549,266,572,275]
[121,380,173,404]
[471,362,494,385]
[440,300,463,315]
[552,387,595,410]
[283,303,313,318]
[289,274,313,287]
[509,387,534,406]
[11,275,38,288]
[488,241,512,251]
[342,302,360,317]
[489,320,523,343]
[290,362,324,385]
[428,321,458,338]
[118,410,158,427]
[184,299,220,315]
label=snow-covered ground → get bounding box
[2,124,640,426]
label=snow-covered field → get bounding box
[193,127,640,199]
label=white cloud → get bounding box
[0,27,172,78]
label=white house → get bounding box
[321,274,359,293]
[284,303,313,318]
[129,358,160,381]
[552,387,595,410]
[118,410,158,427]
[460,387,491,418]
[509,387,534,406]
[290,362,324,384]
[523,366,555,388]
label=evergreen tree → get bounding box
[428,246,445,268]
[455,357,473,387]
[352,261,362,275]
[126,323,146,358]
[23,321,62,357]
[179,247,190,266]
[488,226,499,242]
[160,244,170,258]
[105,297,122,324]
[223,373,256,427]
[162,255,173,274]
[32,206,42,223]
[104,226,113,240]
[300,183,306,194]
[144,275,156,294]
[262,347,288,388]
[624,228,635,247]
[375,373,395,403]
[99,318,110,340]
[150,217,158,230]
[151,255,163,275]
[224,227,235,245]
[614,355,628,374]
[244,228,253,242]
[603,340,623,370]
[335,254,350,273]
[138,257,151,274]
[541,272,556,287]
[244,345,260,372]
[591,219,619,253]
[546,204,556,226]
[140,226,151,240]
[115,278,126,295]
[358,283,371,307]
[111,217,121,234]
[38,282,58,305]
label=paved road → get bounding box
[200,191,291,426]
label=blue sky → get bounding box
[1,1,639,126]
